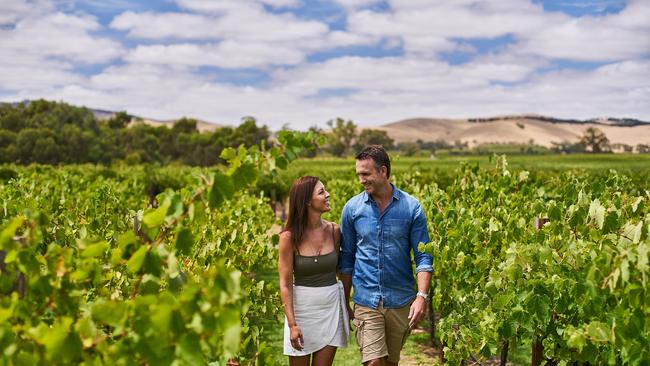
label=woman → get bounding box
[278,176,349,366]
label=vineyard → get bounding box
[1,144,649,365]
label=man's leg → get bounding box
[354,304,389,365]
[383,302,412,366]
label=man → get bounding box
[338,145,433,366]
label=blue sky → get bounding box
[1,0,648,128]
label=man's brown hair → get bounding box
[355,145,391,178]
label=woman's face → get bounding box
[309,181,331,213]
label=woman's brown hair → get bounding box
[283,176,320,251]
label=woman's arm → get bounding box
[334,223,354,320]
[278,231,303,350]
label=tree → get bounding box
[637,144,650,153]
[551,140,586,154]
[0,130,17,163]
[326,117,357,155]
[172,117,198,134]
[355,129,394,150]
[399,142,420,156]
[108,111,131,129]
[580,127,611,153]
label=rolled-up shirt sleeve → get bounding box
[411,203,433,273]
[338,203,356,275]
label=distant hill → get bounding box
[376,115,650,148]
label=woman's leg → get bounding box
[311,346,337,366]
[289,355,311,366]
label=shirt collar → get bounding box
[363,183,401,203]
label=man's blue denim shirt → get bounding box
[339,184,433,309]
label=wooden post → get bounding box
[500,341,509,366]
[134,214,140,235]
[532,337,544,366]
[0,250,5,273]
[429,288,439,348]
[535,217,549,230]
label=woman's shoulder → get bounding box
[278,230,293,249]
[325,221,340,235]
[279,230,294,243]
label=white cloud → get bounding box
[1,0,649,128]
[334,0,382,11]
[0,0,53,25]
[346,0,648,62]
[0,11,122,64]
[124,41,305,68]
[0,5,122,93]
[111,6,328,43]
[176,0,300,13]
[10,57,648,128]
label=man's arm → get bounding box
[409,271,432,328]
[408,203,433,328]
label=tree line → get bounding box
[1,100,646,165]
[0,100,270,165]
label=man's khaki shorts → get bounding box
[352,300,412,364]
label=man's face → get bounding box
[355,159,387,195]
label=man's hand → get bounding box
[346,304,354,321]
[407,297,427,329]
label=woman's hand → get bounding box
[346,304,354,321]
[290,325,304,351]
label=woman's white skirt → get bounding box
[283,281,349,356]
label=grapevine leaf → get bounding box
[622,221,642,244]
[74,317,98,349]
[526,294,550,324]
[588,199,605,229]
[175,227,194,256]
[126,246,148,274]
[209,171,234,208]
[276,156,288,170]
[566,328,586,352]
[81,241,108,258]
[586,321,612,343]
[142,199,171,231]
[177,333,203,365]
[548,203,561,221]
[91,301,128,329]
[150,303,173,334]
[220,308,241,359]
[232,162,257,186]
[0,216,24,250]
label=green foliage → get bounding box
[0,100,271,166]
[0,131,317,365]
[326,117,357,156]
[355,129,394,150]
[580,127,611,153]
[418,156,649,364]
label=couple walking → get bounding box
[278,145,433,366]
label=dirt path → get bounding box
[399,328,442,366]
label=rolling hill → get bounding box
[376,115,650,148]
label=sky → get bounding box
[0,0,648,129]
